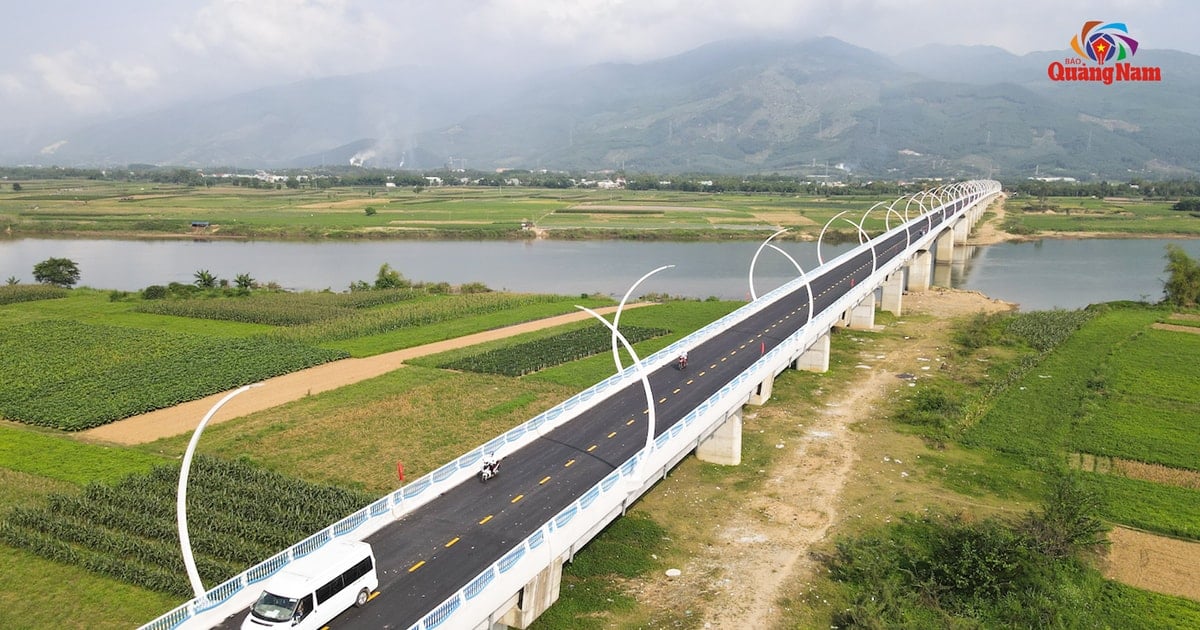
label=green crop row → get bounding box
[436,325,669,376]
[135,288,424,326]
[0,320,348,430]
[280,292,572,344]
[0,456,374,596]
[1071,327,1200,471]
[0,284,69,305]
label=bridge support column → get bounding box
[934,230,955,263]
[697,407,742,466]
[907,250,932,292]
[791,333,830,373]
[848,293,876,329]
[747,373,774,406]
[953,216,969,242]
[880,272,903,315]
[496,551,568,629]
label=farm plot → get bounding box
[135,288,425,326]
[1071,327,1200,471]
[279,292,575,344]
[0,320,347,430]
[433,324,669,376]
[0,456,373,597]
[0,284,69,306]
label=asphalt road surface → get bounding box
[218,201,964,629]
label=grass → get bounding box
[1004,196,1200,235]
[2,180,979,241]
[1080,472,1200,540]
[0,425,169,485]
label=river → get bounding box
[2,237,1198,311]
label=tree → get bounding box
[234,273,255,290]
[364,207,377,216]
[1163,244,1200,308]
[11,182,21,192]
[1020,474,1108,559]
[32,257,80,287]
[193,269,217,289]
[1172,198,1200,212]
[6,276,18,285]
[374,263,410,289]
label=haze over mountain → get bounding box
[8,38,1197,179]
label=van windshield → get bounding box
[250,591,298,622]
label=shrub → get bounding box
[141,285,168,300]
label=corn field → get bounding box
[0,456,374,597]
[437,324,669,376]
[0,320,348,430]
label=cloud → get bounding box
[109,61,160,91]
[30,49,108,111]
[173,0,393,75]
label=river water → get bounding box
[2,237,1198,311]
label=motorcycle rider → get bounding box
[482,452,499,477]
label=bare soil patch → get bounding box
[1105,527,1200,601]
[1152,322,1200,335]
[1070,453,1200,490]
[79,305,647,446]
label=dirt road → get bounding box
[81,304,648,445]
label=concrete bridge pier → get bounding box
[696,406,743,466]
[747,372,774,406]
[880,272,904,315]
[492,551,569,629]
[906,250,932,292]
[848,293,876,329]
[934,229,955,263]
[791,333,830,373]
[953,216,969,242]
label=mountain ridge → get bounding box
[9,37,1197,179]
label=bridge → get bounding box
[144,180,1001,630]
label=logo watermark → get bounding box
[1047,21,1162,84]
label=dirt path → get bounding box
[631,287,1017,628]
[80,304,649,446]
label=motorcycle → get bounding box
[479,459,499,483]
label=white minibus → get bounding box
[242,540,378,629]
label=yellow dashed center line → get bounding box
[672,388,681,394]
[626,418,636,426]
[709,364,716,369]
[540,476,551,485]
[658,397,667,403]
[607,431,617,439]
[565,459,576,467]
[739,344,746,349]
[479,514,493,525]
[730,350,737,355]
[445,537,460,548]
[587,444,598,452]
[409,560,425,572]
[687,379,694,385]
[721,357,728,362]
[511,494,524,504]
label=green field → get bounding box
[1005,195,1200,235]
[0,178,940,241]
[0,295,738,628]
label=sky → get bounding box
[2,0,1197,136]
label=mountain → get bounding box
[11,38,1200,179]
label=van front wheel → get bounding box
[355,588,370,607]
